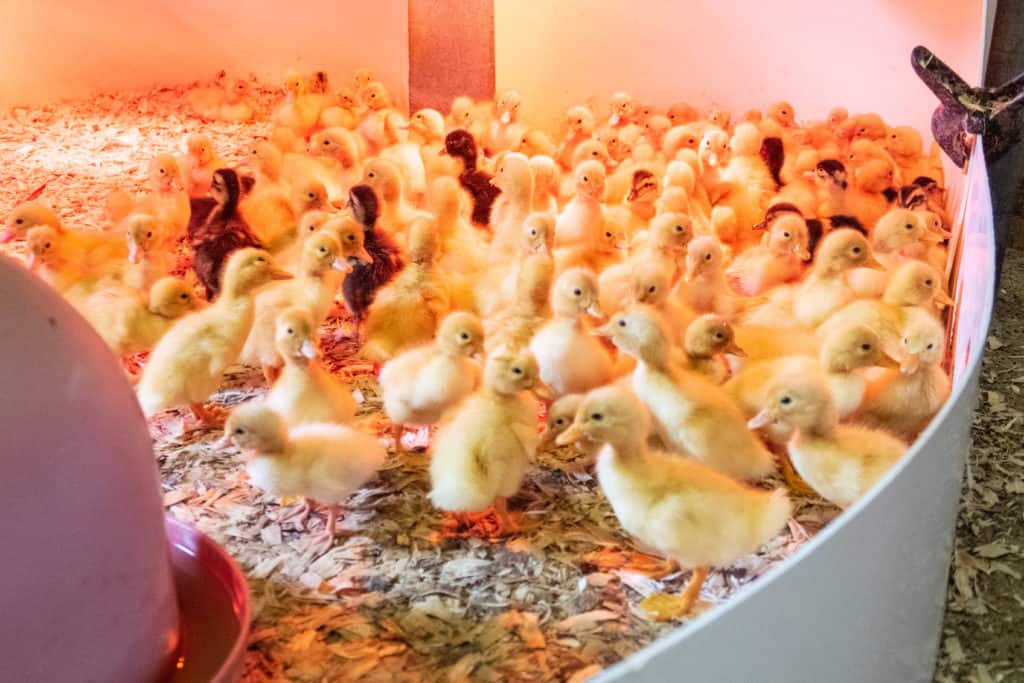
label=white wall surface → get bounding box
[495,0,986,136]
[0,0,409,108]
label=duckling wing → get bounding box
[292,425,386,504]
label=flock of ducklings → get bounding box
[1,67,955,621]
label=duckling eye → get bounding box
[927,343,935,350]
[459,332,469,340]
[179,293,189,300]
[618,319,627,327]
[573,288,582,296]
[512,366,523,375]
[675,225,684,232]
[648,285,656,293]
[159,168,166,174]
[905,223,914,230]
[780,396,793,405]
[715,331,724,339]
[852,246,862,254]
[591,412,604,421]
[781,109,788,116]
[576,118,583,124]
[582,175,589,182]
[782,231,791,238]
[861,343,872,351]
[322,139,330,146]
[307,192,315,199]
[318,246,327,253]
[369,93,377,99]
[256,256,266,263]
[234,428,244,435]
[286,327,294,334]
[346,234,355,241]
[368,171,376,179]
[688,138,695,144]
[15,218,23,225]
[904,337,910,345]
[146,231,153,238]
[925,279,933,286]
[555,418,565,426]
[591,151,598,157]
[44,241,51,249]
[605,231,612,238]
[704,253,712,261]
[530,229,537,236]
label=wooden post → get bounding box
[407,0,495,113]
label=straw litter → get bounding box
[1,85,839,682]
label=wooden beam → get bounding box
[407,0,494,113]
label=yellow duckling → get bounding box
[489,152,534,261]
[71,276,197,360]
[529,155,560,215]
[223,401,385,553]
[599,212,693,314]
[121,213,172,291]
[729,324,897,445]
[676,235,742,317]
[107,154,190,243]
[362,218,451,362]
[529,268,613,397]
[749,374,907,508]
[857,312,951,439]
[306,126,363,200]
[274,70,322,139]
[818,259,952,356]
[557,385,791,620]
[362,158,428,245]
[24,226,88,292]
[871,207,945,271]
[265,308,356,427]
[726,213,811,296]
[539,392,585,451]
[795,229,885,327]
[137,248,292,425]
[179,133,225,197]
[241,177,330,253]
[429,346,552,534]
[595,305,775,481]
[555,160,606,251]
[380,311,484,445]
[477,211,552,317]
[628,264,694,344]
[429,176,487,277]
[486,252,554,354]
[241,229,351,382]
[678,313,746,384]
[6,202,126,270]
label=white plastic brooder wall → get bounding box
[0,0,410,110]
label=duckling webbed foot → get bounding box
[278,497,313,529]
[639,566,710,621]
[305,504,342,556]
[189,402,227,428]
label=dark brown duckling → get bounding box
[189,168,263,300]
[341,184,404,341]
[444,129,501,229]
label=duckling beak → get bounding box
[0,229,15,244]
[900,355,921,375]
[724,341,747,358]
[747,409,776,430]
[500,111,511,125]
[270,266,294,280]
[862,255,885,270]
[922,229,945,244]
[214,434,233,450]
[934,289,954,307]
[877,352,901,370]
[626,187,639,202]
[532,380,556,402]
[556,421,586,446]
[586,304,605,321]
[128,242,141,264]
[592,322,614,338]
[795,246,812,261]
[609,114,620,126]
[25,252,37,270]
[300,340,318,359]
[332,257,353,273]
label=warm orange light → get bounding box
[176,656,186,670]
